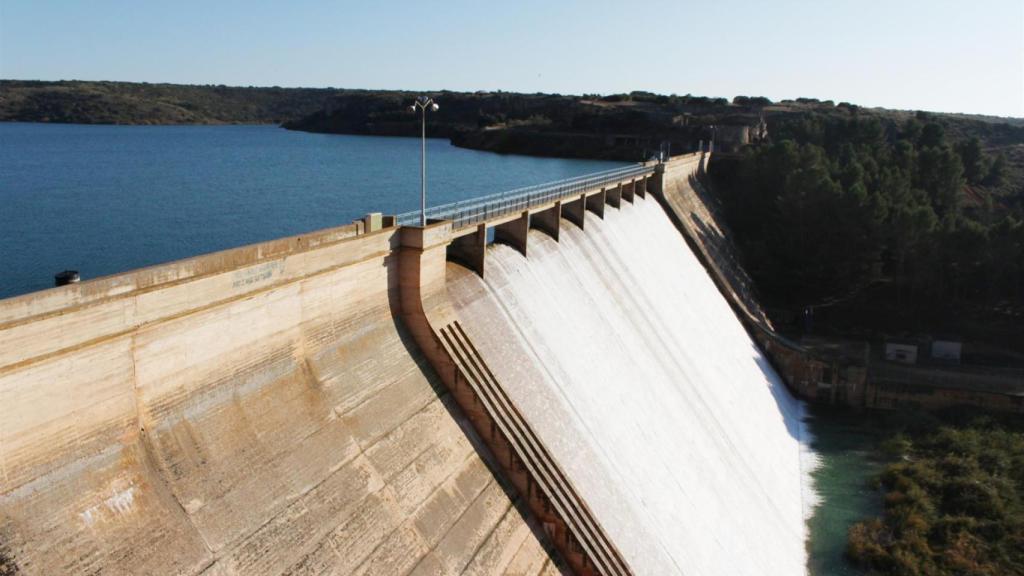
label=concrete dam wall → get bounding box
[0,225,558,574]
[0,154,813,575]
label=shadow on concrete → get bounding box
[751,344,805,442]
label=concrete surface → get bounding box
[0,221,558,575]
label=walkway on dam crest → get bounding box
[398,162,662,278]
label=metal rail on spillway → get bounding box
[396,163,654,229]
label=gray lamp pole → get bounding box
[409,96,439,226]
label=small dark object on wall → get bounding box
[54,270,80,286]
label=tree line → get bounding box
[710,111,1022,322]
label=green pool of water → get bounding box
[805,407,885,576]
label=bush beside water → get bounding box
[846,411,1024,576]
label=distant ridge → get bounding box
[0,79,340,124]
[4,79,1023,163]
[5,79,1022,128]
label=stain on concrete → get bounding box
[0,544,17,575]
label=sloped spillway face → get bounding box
[447,197,812,575]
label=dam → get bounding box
[0,153,813,575]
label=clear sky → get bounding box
[2,0,1022,117]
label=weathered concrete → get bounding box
[0,220,559,575]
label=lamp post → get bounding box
[409,96,439,226]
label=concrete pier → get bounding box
[494,211,530,256]
[563,194,586,230]
[586,189,606,219]
[448,222,487,276]
[622,180,635,204]
[531,202,562,242]
[606,184,622,208]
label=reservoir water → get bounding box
[0,122,624,299]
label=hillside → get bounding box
[4,80,1023,166]
[282,90,729,160]
[0,80,337,124]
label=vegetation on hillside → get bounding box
[0,80,338,124]
[1,81,722,132]
[847,412,1024,576]
[1,81,736,159]
[710,109,1024,343]
[6,80,1023,166]
[283,89,733,159]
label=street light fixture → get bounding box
[409,96,440,226]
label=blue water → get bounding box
[0,123,626,299]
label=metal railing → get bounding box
[396,163,654,229]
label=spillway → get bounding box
[446,195,814,575]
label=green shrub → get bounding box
[846,416,1024,576]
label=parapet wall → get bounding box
[0,220,367,326]
[0,219,558,574]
